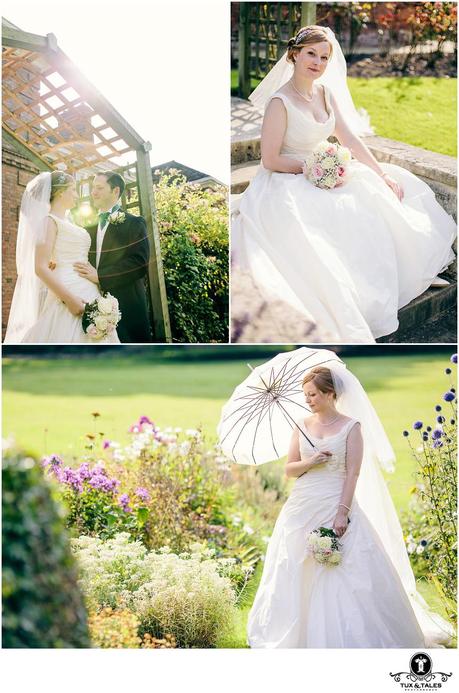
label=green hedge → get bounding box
[2,448,90,648]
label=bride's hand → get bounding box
[333,509,349,538]
[304,450,332,467]
[382,174,404,201]
[65,295,86,316]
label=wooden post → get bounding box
[136,143,172,343]
[301,2,317,27]
[238,2,250,99]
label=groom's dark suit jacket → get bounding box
[87,212,152,343]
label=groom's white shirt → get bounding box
[96,203,119,268]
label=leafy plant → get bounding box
[402,354,457,622]
[2,446,90,648]
[154,170,228,343]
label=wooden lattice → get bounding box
[2,45,135,176]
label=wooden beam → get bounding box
[2,127,52,171]
[2,24,57,53]
[44,48,147,151]
[136,148,172,342]
[301,2,317,27]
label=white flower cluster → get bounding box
[306,528,342,566]
[85,293,121,341]
[71,533,237,647]
[304,141,352,190]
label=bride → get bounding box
[247,363,452,648]
[232,25,456,343]
[4,171,119,344]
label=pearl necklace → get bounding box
[290,79,314,102]
[316,414,341,426]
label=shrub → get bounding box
[154,170,228,343]
[88,608,177,648]
[2,446,90,648]
[402,355,457,620]
[72,533,238,648]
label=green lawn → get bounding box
[3,350,453,514]
[232,71,457,156]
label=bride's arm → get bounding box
[332,423,363,537]
[285,428,331,478]
[35,218,86,316]
[330,92,403,201]
[261,99,304,173]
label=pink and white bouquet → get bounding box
[306,526,342,566]
[303,141,351,189]
[82,293,121,341]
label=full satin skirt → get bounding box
[247,469,426,648]
[233,161,456,343]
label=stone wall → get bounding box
[2,140,40,337]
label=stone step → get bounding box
[231,160,260,194]
[377,278,457,343]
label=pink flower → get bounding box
[312,164,324,179]
[326,145,337,155]
[337,166,345,177]
[87,324,98,337]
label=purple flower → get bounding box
[437,415,445,424]
[433,440,443,449]
[413,421,423,430]
[443,392,455,402]
[435,405,442,412]
[119,493,132,513]
[139,416,154,426]
[135,487,150,502]
[432,429,443,440]
[451,354,457,364]
[60,467,83,493]
[78,462,91,480]
[41,454,63,468]
[103,440,111,449]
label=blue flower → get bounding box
[432,429,443,439]
[420,539,428,547]
[422,432,429,441]
[435,405,442,412]
[451,354,457,364]
[437,415,445,423]
[443,392,455,402]
[433,440,443,449]
[450,419,456,425]
[413,421,423,430]
[426,426,432,432]
[403,430,409,437]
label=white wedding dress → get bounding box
[247,417,427,648]
[23,214,119,344]
[232,86,456,343]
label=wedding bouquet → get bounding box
[306,526,342,566]
[82,293,121,341]
[303,141,351,190]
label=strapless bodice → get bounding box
[297,416,359,477]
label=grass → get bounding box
[232,71,457,156]
[349,77,457,157]
[3,349,455,646]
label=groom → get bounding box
[74,172,152,342]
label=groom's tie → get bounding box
[98,211,110,228]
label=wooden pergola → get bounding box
[2,18,171,342]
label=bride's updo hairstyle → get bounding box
[50,171,74,202]
[286,25,333,64]
[302,366,336,399]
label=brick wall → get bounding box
[2,140,41,339]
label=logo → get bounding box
[390,652,452,688]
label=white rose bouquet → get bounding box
[306,526,342,566]
[82,292,121,341]
[303,141,352,190]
